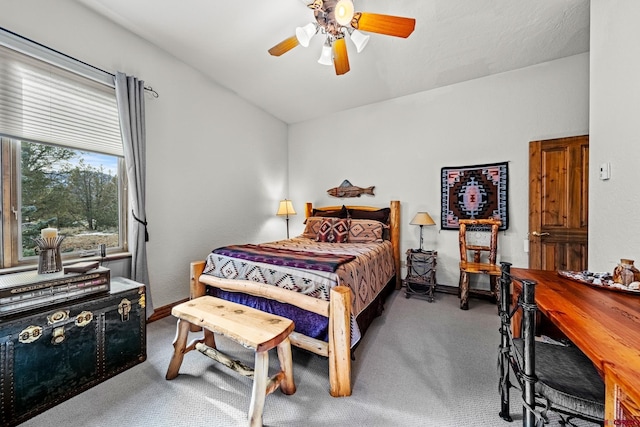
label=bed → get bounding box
[189,200,401,397]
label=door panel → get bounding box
[529,136,589,271]
[541,147,568,226]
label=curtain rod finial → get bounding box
[144,86,159,98]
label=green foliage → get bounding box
[21,142,75,226]
[20,141,120,256]
[67,160,119,231]
[21,219,54,244]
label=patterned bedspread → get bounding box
[202,237,395,345]
[212,244,356,272]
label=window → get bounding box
[0,31,127,269]
[2,139,127,266]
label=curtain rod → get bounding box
[0,26,159,98]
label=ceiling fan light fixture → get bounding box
[318,40,333,65]
[295,22,317,47]
[348,28,370,53]
[335,0,355,26]
[270,2,415,75]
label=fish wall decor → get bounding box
[327,180,375,198]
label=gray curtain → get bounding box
[115,72,153,319]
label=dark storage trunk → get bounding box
[0,277,146,426]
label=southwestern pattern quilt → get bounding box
[212,244,355,272]
[441,161,509,230]
[203,237,395,346]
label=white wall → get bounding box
[288,54,590,287]
[1,0,289,308]
[589,1,640,271]
[1,1,605,307]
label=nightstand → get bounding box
[403,249,437,302]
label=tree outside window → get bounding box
[19,141,122,259]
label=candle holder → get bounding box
[34,236,65,274]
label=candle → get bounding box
[41,228,58,239]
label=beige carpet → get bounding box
[21,290,595,427]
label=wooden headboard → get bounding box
[305,200,401,289]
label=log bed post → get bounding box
[328,285,352,397]
[389,200,401,289]
[190,261,206,299]
[189,261,207,332]
[304,203,313,219]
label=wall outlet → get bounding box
[599,162,611,180]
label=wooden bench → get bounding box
[165,296,296,427]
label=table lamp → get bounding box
[410,212,435,251]
[276,199,296,238]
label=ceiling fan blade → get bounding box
[333,37,350,75]
[268,36,300,56]
[351,12,416,38]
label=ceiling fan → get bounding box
[268,0,416,75]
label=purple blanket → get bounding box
[212,244,355,273]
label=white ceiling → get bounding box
[75,0,590,124]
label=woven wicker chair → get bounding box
[497,263,604,426]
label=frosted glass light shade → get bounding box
[349,29,370,53]
[335,0,355,26]
[318,44,333,65]
[295,23,317,47]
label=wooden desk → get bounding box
[511,268,640,423]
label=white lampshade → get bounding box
[318,43,333,65]
[349,29,370,53]
[276,200,296,217]
[295,23,317,47]
[410,212,436,226]
[335,0,355,26]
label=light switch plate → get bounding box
[600,162,611,180]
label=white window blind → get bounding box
[0,44,123,156]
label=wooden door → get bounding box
[529,135,589,270]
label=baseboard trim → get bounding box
[435,284,495,301]
[434,284,495,300]
[147,298,189,323]
[435,284,458,295]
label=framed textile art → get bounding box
[440,162,508,230]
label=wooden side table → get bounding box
[403,249,437,302]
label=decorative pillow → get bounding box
[316,218,350,243]
[302,217,326,239]
[347,207,391,224]
[312,205,348,218]
[348,219,384,243]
